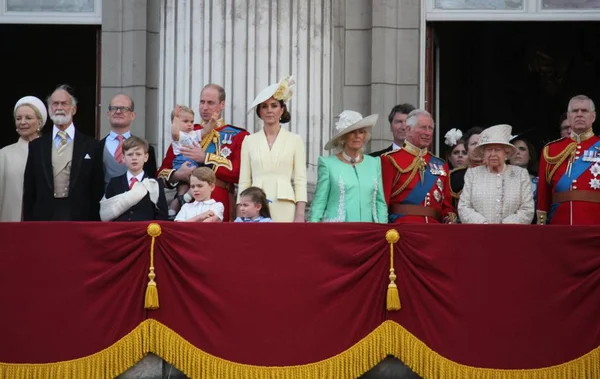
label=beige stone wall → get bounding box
[100,0,161,153]
[333,0,421,153]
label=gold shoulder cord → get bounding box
[543,142,576,183]
[386,155,426,199]
[200,129,219,151]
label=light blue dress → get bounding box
[309,155,388,223]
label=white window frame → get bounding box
[0,0,101,24]
[425,0,600,21]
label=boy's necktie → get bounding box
[129,177,138,190]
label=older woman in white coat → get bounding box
[0,96,47,221]
[458,124,534,224]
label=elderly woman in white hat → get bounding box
[0,96,48,221]
[458,124,534,224]
[238,75,308,222]
[309,111,387,223]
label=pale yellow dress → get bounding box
[238,128,307,222]
[0,138,29,221]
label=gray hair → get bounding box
[47,84,78,108]
[405,109,434,130]
[568,95,595,112]
[331,129,372,153]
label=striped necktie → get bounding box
[57,130,69,155]
[114,135,125,164]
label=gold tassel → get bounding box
[145,223,162,310]
[385,229,401,311]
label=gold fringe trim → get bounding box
[1,320,598,379]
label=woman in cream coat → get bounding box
[458,124,534,224]
[238,76,307,222]
[310,111,387,223]
[0,96,47,221]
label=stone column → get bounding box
[101,0,161,151]
[158,0,334,193]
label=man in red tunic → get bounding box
[157,84,249,221]
[381,109,456,224]
[537,95,600,225]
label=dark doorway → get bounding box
[0,24,99,148]
[433,21,600,153]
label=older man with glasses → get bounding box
[97,93,157,187]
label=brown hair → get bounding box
[445,139,466,167]
[170,105,195,121]
[202,84,226,102]
[256,99,291,124]
[239,186,271,218]
[122,135,149,153]
[190,167,216,185]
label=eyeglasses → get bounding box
[108,106,132,113]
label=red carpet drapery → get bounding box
[0,223,598,378]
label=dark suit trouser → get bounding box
[51,198,71,221]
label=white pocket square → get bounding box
[84,154,91,159]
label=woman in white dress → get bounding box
[458,124,534,224]
[0,96,47,221]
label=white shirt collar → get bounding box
[109,130,131,141]
[52,123,75,140]
[126,171,145,183]
[192,199,216,206]
[392,142,402,151]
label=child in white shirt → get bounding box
[175,167,224,222]
[171,105,202,170]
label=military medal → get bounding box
[433,189,441,203]
[590,178,600,190]
[590,163,600,190]
[436,178,443,191]
[222,133,233,145]
[220,146,232,158]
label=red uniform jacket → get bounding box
[537,130,600,225]
[157,120,249,221]
[381,143,455,224]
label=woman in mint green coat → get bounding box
[309,111,388,223]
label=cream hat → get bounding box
[473,124,517,158]
[14,96,48,127]
[324,111,378,150]
[248,75,295,113]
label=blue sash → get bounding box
[555,140,600,193]
[389,156,444,222]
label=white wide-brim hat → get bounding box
[14,96,48,126]
[473,124,517,158]
[324,111,379,150]
[248,75,295,114]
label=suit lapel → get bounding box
[41,133,54,191]
[69,130,84,190]
[120,174,129,193]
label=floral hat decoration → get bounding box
[444,128,463,147]
[324,110,379,150]
[248,75,295,113]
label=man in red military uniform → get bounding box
[157,84,249,221]
[381,109,456,224]
[537,95,600,225]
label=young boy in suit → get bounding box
[101,136,168,221]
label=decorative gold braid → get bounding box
[386,155,426,199]
[200,129,219,151]
[543,143,577,183]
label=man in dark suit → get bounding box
[23,85,104,221]
[370,103,415,157]
[103,136,168,221]
[97,94,157,188]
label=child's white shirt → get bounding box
[172,130,202,155]
[174,199,224,221]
